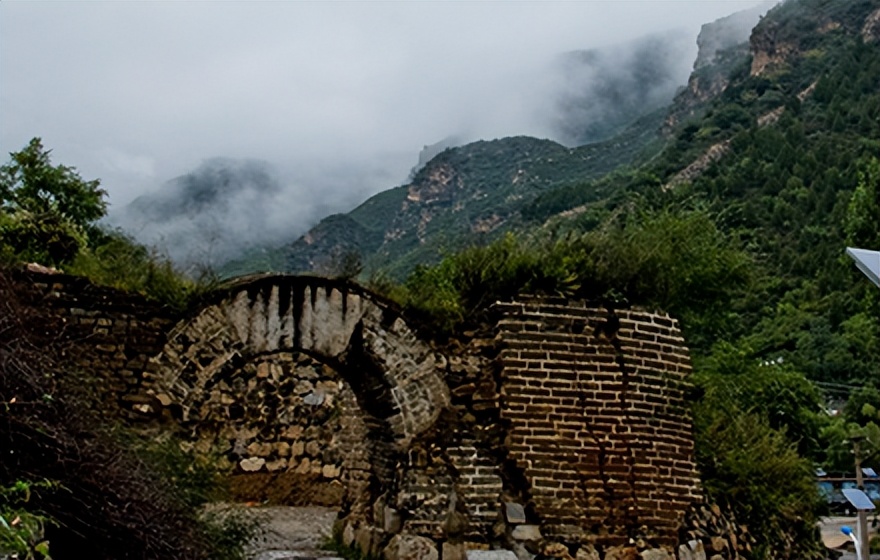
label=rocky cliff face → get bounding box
[663,3,774,132]
[277,135,641,279]
[695,3,776,69]
[750,0,880,76]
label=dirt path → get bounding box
[214,504,344,560]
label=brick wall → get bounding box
[496,297,700,549]
[11,269,176,420]
[9,269,706,555]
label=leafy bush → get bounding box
[692,340,828,559]
[694,403,824,560]
[0,138,105,267]
[68,231,214,312]
[0,480,55,559]
[401,232,581,332]
[397,207,750,346]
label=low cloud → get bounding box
[0,1,777,262]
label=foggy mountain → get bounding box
[551,31,694,146]
[117,7,769,270]
[113,154,410,268]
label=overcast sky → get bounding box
[1,0,772,215]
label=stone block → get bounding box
[383,534,438,560]
[356,526,381,558]
[639,550,672,560]
[384,507,402,534]
[239,457,265,472]
[542,543,573,559]
[677,540,706,560]
[295,457,311,474]
[601,546,638,560]
[504,502,526,524]
[443,541,467,560]
[342,523,356,548]
[511,525,542,542]
[306,440,321,457]
[575,545,600,560]
[466,551,519,560]
[282,424,303,439]
[265,458,287,471]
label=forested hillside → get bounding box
[533,0,880,383]
[274,1,880,555]
[3,0,880,558]
[248,0,880,388]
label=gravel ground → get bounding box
[210,504,344,560]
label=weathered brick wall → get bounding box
[10,269,175,420]
[496,297,700,550]
[9,269,708,558]
[176,351,371,508]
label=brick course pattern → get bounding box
[8,270,707,555]
[495,298,700,549]
[10,269,175,420]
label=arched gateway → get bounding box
[151,275,451,485]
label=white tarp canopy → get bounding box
[847,247,880,288]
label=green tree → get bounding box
[0,138,107,265]
[846,156,880,250]
[696,341,829,460]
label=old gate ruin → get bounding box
[17,270,715,559]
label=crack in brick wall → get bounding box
[495,298,700,549]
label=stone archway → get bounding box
[148,275,451,510]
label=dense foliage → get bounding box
[381,1,880,557]
[0,141,242,558]
[0,138,209,311]
[0,138,106,265]
[395,206,750,340]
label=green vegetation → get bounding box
[0,138,105,266]
[0,141,248,558]
[0,138,211,311]
[0,480,55,559]
[68,231,214,312]
[4,0,879,557]
[395,207,749,341]
[372,1,880,556]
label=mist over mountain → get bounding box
[113,153,410,268]
[119,23,738,267]
[550,31,694,146]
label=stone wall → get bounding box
[9,269,718,558]
[176,351,370,508]
[9,268,175,420]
